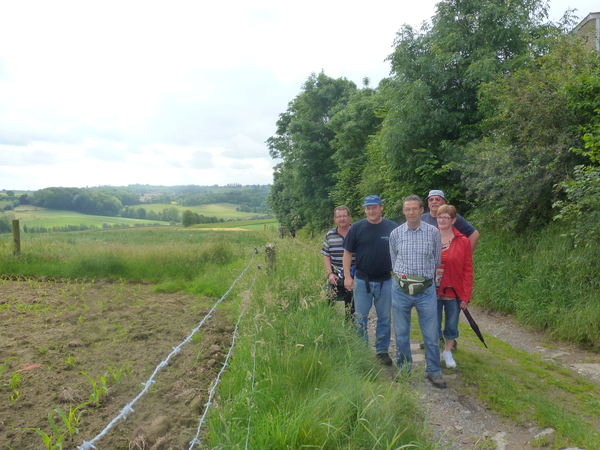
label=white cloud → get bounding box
[85,145,127,162]
[188,151,215,170]
[0,0,596,190]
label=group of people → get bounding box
[322,190,477,389]
[278,224,296,238]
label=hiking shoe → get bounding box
[376,353,393,366]
[426,374,447,389]
[442,351,456,368]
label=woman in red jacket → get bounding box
[435,204,473,369]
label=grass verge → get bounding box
[452,325,600,449]
[473,223,600,347]
[206,236,436,449]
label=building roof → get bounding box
[574,12,600,51]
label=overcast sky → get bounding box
[0,1,596,191]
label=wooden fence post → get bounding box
[12,219,21,255]
[265,243,276,273]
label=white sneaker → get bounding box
[442,351,456,368]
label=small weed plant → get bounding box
[80,371,109,407]
[104,357,132,384]
[53,402,89,440]
[28,411,67,450]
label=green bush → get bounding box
[474,223,600,346]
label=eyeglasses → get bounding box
[335,215,349,219]
[437,216,452,221]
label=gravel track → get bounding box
[366,304,600,449]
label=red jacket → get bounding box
[437,227,473,302]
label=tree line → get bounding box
[267,0,600,245]
[2,184,271,219]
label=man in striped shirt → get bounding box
[389,195,445,388]
[322,206,354,315]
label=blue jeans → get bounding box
[353,277,391,354]
[392,280,441,376]
[438,297,460,341]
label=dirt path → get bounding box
[368,304,600,449]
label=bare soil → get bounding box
[3,277,599,450]
[0,278,233,450]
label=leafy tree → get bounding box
[374,0,559,211]
[0,214,12,233]
[31,187,80,210]
[267,71,357,231]
[162,206,181,223]
[121,206,136,218]
[327,81,385,216]
[72,190,123,216]
[463,36,597,232]
[182,210,196,227]
[553,72,600,244]
[18,193,30,205]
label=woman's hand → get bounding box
[460,301,468,310]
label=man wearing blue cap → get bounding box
[343,195,398,366]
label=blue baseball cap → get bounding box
[362,195,382,206]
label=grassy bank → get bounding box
[206,236,434,449]
[473,223,600,347]
[0,228,267,296]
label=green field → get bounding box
[11,206,166,228]
[6,203,269,230]
[142,202,262,220]
[190,219,278,230]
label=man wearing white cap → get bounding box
[422,190,480,252]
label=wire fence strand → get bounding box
[78,249,258,450]
[188,264,260,449]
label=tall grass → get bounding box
[0,229,268,291]
[207,237,434,449]
[474,223,600,346]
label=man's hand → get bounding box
[344,277,355,291]
[327,272,339,285]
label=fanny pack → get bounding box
[392,273,432,295]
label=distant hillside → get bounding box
[5,184,271,219]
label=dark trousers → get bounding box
[327,283,355,317]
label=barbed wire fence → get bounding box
[244,338,258,450]
[187,262,260,449]
[78,249,259,450]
